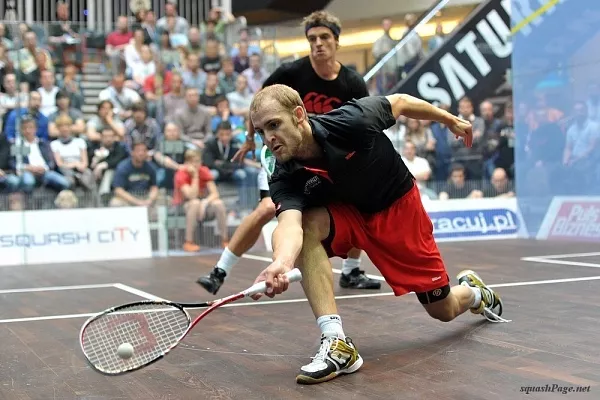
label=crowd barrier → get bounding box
[4,195,600,266]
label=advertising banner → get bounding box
[537,197,600,242]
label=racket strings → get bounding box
[81,303,190,374]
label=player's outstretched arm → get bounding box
[251,209,304,300]
[385,93,473,147]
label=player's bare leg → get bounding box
[295,207,363,385]
[197,197,275,294]
[420,272,509,323]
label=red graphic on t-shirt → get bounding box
[303,92,342,114]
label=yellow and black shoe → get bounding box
[457,269,511,323]
[296,333,363,385]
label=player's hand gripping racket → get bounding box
[79,268,302,375]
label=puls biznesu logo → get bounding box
[429,209,519,239]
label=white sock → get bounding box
[342,257,360,275]
[317,315,345,339]
[469,287,482,308]
[215,247,240,275]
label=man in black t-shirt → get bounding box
[248,84,509,384]
[198,10,380,295]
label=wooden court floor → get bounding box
[0,239,599,399]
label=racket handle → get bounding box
[243,268,303,297]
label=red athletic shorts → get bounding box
[322,183,449,296]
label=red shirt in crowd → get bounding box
[173,166,214,205]
[106,31,134,47]
[143,71,174,95]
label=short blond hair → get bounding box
[184,148,201,162]
[250,84,305,117]
[55,114,73,127]
[302,10,342,38]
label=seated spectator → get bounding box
[88,127,129,196]
[0,23,14,50]
[16,31,53,87]
[495,102,515,178]
[153,122,185,189]
[232,40,250,74]
[57,64,84,109]
[4,91,49,142]
[110,141,158,207]
[218,57,238,94]
[383,115,407,153]
[173,87,213,148]
[0,132,18,193]
[140,10,158,46]
[438,164,483,200]
[105,16,133,75]
[50,114,94,190]
[10,115,69,193]
[211,96,244,133]
[156,2,190,38]
[124,29,146,78]
[181,53,207,92]
[429,106,454,180]
[202,38,222,74]
[163,72,186,122]
[127,45,156,91]
[242,54,268,94]
[99,74,142,121]
[203,121,257,184]
[230,28,261,57]
[48,91,85,138]
[173,148,229,252]
[37,70,60,117]
[401,141,436,199]
[143,61,173,120]
[226,75,252,118]
[187,27,202,57]
[47,1,82,69]
[157,31,182,69]
[124,102,161,155]
[480,100,503,178]
[201,7,235,44]
[200,72,222,109]
[86,100,126,143]
[454,96,485,179]
[0,73,28,130]
[484,168,515,198]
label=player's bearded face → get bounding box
[252,108,303,162]
[306,26,338,60]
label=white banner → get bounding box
[537,197,600,241]
[0,207,153,266]
[260,197,528,250]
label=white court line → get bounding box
[113,283,167,301]
[2,275,600,324]
[0,283,117,295]
[521,257,600,269]
[242,254,387,281]
[525,252,600,260]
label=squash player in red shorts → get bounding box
[248,84,510,385]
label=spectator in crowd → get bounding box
[453,96,485,179]
[86,100,126,143]
[158,31,182,69]
[0,73,28,129]
[48,91,85,138]
[563,100,599,191]
[201,7,235,44]
[47,1,82,69]
[438,163,483,200]
[127,45,156,91]
[173,87,213,148]
[586,83,600,123]
[124,102,161,155]
[218,57,238,94]
[141,10,158,46]
[37,70,60,117]
[233,41,251,74]
[242,54,268,94]
[429,104,454,180]
[0,132,18,192]
[0,24,14,50]
[226,74,252,118]
[181,53,207,92]
[88,127,129,196]
[211,96,244,132]
[98,74,142,120]
[200,72,222,108]
[372,18,398,94]
[4,91,49,142]
[163,72,186,121]
[50,114,94,190]
[156,1,190,38]
[143,60,172,119]
[395,13,424,79]
[401,140,437,199]
[383,115,407,153]
[105,16,133,75]
[428,23,445,52]
[16,31,54,87]
[479,100,503,178]
[124,29,147,79]
[495,101,515,178]
[0,43,12,88]
[110,141,158,207]
[484,167,515,198]
[10,115,69,193]
[202,38,222,74]
[173,148,229,252]
[404,118,436,170]
[58,64,84,109]
[187,27,202,57]
[230,28,261,57]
